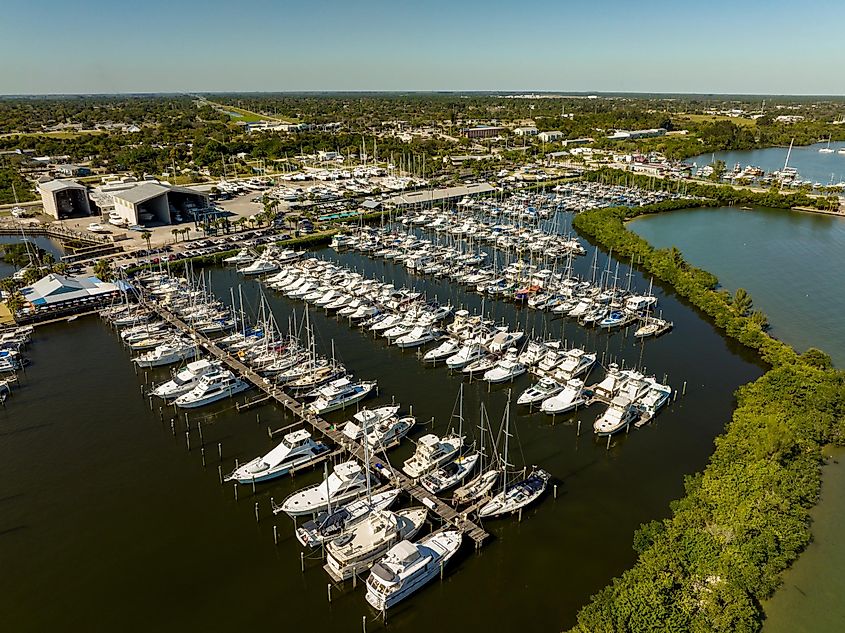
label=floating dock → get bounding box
[147,299,490,548]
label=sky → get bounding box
[1,0,843,95]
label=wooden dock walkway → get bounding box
[150,302,490,547]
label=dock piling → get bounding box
[233,483,238,501]
[273,525,278,545]
[201,447,206,467]
[254,502,260,523]
[327,583,332,603]
[218,464,223,484]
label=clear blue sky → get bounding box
[1,0,843,95]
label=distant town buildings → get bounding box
[461,126,507,139]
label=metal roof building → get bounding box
[111,183,209,226]
[21,274,119,307]
[388,182,496,207]
[39,179,91,220]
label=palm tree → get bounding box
[171,228,180,244]
[181,228,191,242]
[22,267,42,285]
[42,252,55,271]
[733,288,753,316]
[93,259,114,282]
[54,262,69,275]
[5,291,25,315]
[140,230,153,252]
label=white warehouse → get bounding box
[110,183,209,226]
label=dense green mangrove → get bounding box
[567,203,845,632]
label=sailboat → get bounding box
[478,390,550,518]
[453,401,503,505]
[819,135,834,154]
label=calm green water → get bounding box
[763,448,845,633]
[630,206,845,367]
[0,246,763,632]
[630,205,845,631]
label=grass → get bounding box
[205,100,298,124]
[0,129,105,139]
[676,113,758,128]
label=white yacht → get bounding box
[552,348,596,382]
[395,325,439,349]
[636,377,672,422]
[487,330,524,354]
[422,338,460,363]
[540,378,586,415]
[478,468,550,518]
[445,340,487,370]
[420,452,480,495]
[307,380,377,415]
[590,363,629,401]
[365,530,463,610]
[593,395,641,436]
[223,248,255,264]
[402,433,463,478]
[483,349,526,383]
[324,507,428,581]
[133,338,197,368]
[278,461,371,517]
[295,488,401,548]
[151,358,220,399]
[342,405,401,441]
[365,415,416,451]
[517,376,563,406]
[225,429,328,484]
[174,369,251,408]
[239,257,279,276]
[453,468,501,505]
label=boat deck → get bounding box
[150,302,491,548]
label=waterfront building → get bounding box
[538,130,564,142]
[513,126,539,136]
[110,183,209,226]
[38,179,91,220]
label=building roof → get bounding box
[111,182,207,205]
[22,274,118,306]
[39,179,86,193]
[111,182,170,205]
[388,182,496,206]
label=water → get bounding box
[628,204,845,630]
[0,245,762,632]
[0,235,66,278]
[688,140,845,185]
[763,448,845,633]
[630,206,845,367]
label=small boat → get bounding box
[552,348,596,381]
[307,380,377,415]
[420,452,480,495]
[365,415,416,451]
[478,467,550,518]
[445,341,487,370]
[395,325,439,349]
[87,222,109,233]
[223,248,255,264]
[516,376,563,406]
[634,317,673,338]
[540,378,586,415]
[364,530,463,610]
[133,338,197,368]
[483,348,526,384]
[294,488,401,548]
[637,378,673,423]
[422,338,460,363]
[452,468,500,505]
[325,507,428,581]
[342,405,401,441]
[462,353,497,376]
[402,433,463,478]
[174,369,251,408]
[278,460,371,517]
[238,257,279,276]
[225,429,329,484]
[151,358,221,399]
[593,395,640,436]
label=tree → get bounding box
[4,291,25,314]
[22,266,41,285]
[171,228,180,243]
[93,259,114,282]
[733,288,753,316]
[140,230,153,252]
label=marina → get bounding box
[0,222,767,633]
